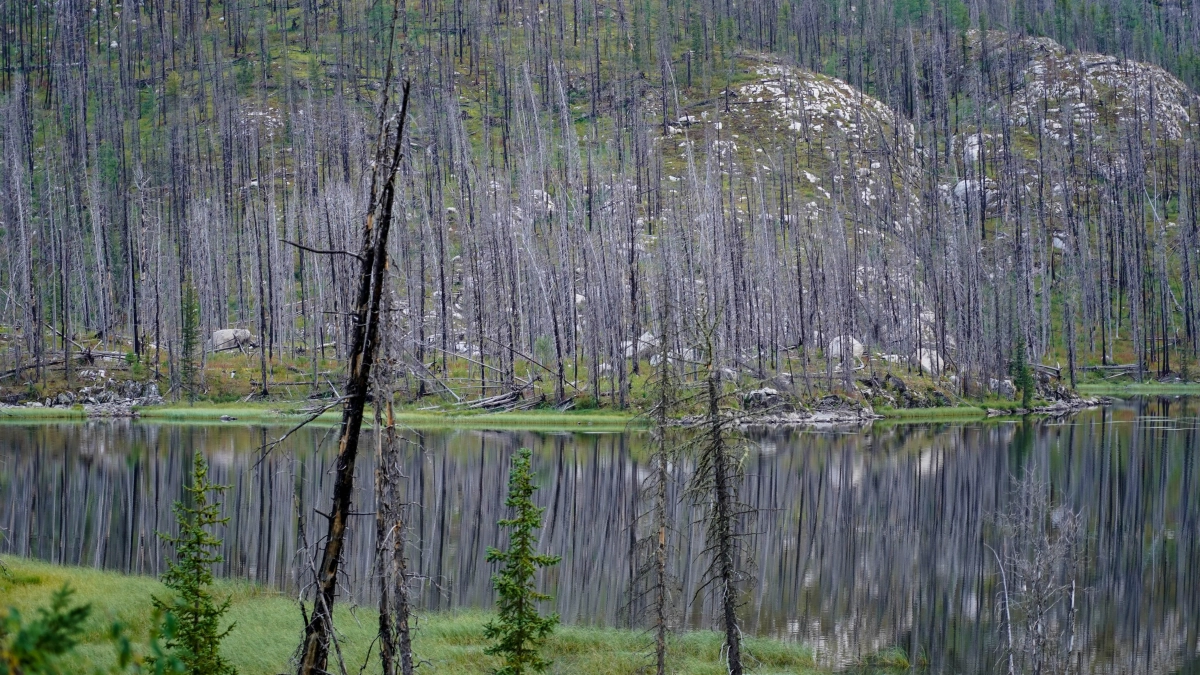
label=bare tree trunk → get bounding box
[253,200,270,397]
[296,75,412,675]
[709,366,742,675]
[374,397,396,675]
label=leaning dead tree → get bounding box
[295,36,414,675]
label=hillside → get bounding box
[1,0,1199,410]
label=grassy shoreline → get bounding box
[1,557,822,675]
[1076,382,1200,396]
[0,381,1193,429]
[139,403,645,431]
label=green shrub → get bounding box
[0,584,182,675]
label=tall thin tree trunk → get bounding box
[296,73,411,675]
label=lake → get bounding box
[1,397,1198,673]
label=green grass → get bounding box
[1076,382,1200,396]
[0,406,87,421]
[1,557,822,675]
[875,405,987,420]
[135,402,334,425]
[133,402,642,431]
[391,408,642,431]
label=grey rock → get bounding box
[208,328,254,352]
[742,388,793,413]
[828,336,864,361]
[767,373,797,393]
[902,389,927,408]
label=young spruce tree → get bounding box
[179,281,201,403]
[1011,339,1035,409]
[1,585,183,675]
[153,453,237,675]
[484,448,561,675]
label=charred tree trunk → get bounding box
[296,76,412,675]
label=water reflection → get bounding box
[1,398,1197,673]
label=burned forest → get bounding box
[1,0,1199,408]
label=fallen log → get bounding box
[1082,364,1139,375]
[0,359,65,378]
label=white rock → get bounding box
[827,336,864,361]
[209,328,253,351]
[915,348,945,375]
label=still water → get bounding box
[1,398,1197,673]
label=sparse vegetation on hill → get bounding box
[1,0,1199,417]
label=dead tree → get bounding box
[687,322,749,675]
[372,291,417,675]
[629,283,680,675]
[295,39,413,675]
[373,393,417,675]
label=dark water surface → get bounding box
[1,398,1198,673]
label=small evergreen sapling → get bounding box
[1,585,90,675]
[0,584,182,675]
[484,448,561,675]
[153,453,237,675]
[179,281,201,403]
[1011,339,1035,409]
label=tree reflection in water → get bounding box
[1,397,1197,674]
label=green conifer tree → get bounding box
[179,281,201,403]
[153,453,237,675]
[1,585,182,675]
[483,448,561,675]
[1011,339,1036,409]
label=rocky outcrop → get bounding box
[6,379,165,418]
[960,30,1199,182]
[684,393,880,428]
[987,396,1109,418]
[661,56,921,227]
[742,388,794,413]
[828,336,865,363]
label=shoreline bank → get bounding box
[0,384,1190,429]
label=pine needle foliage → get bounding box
[153,453,237,675]
[684,324,750,675]
[483,448,561,675]
[0,585,90,675]
[179,281,201,403]
[1011,339,1035,409]
[1,585,182,675]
